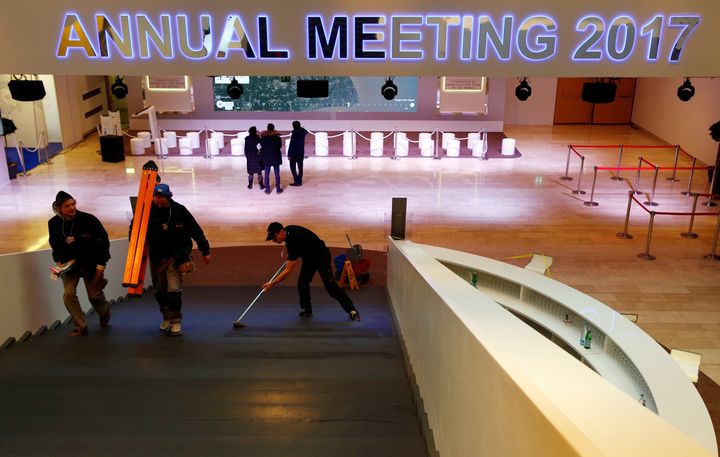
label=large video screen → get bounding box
[213,76,418,112]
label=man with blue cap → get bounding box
[146,183,211,336]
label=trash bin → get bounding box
[7,161,18,180]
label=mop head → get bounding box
[232,321,246,329]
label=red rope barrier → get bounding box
[596,166,656,171]
[571,144,674,149]
[569,146,584,158]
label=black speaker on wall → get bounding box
[8,79,46,102]
[297,79,329,98]
[581,81,617,104]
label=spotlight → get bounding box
[515,78,532,101]
[677,78,695,102]
[381,77,398,100]
[227,77,243,99]
[110,76,128,99]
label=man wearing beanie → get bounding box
[48,191,112,336]
[145,183,211,336]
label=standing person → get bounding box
[244,126,264,189]
[48,191,111,336]
[146,183,211,336]
[288,120,308,186]
[260,123,283,194]
[263,222,361,322]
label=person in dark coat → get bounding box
[48,191,112,336]
[145,183,211,336]
[244,126,264,189]
[263,222,361,322]
[288,120,308,186]
[260,123,283,194]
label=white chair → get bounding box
[137,131,152,148]
[207,138,220,156]
[315,132,329,156]
[342,131,356,157]
[187,131,200,149]
[446,139,461,157]
[395,132,409,157]
[178,137,193,156]
[130,137,145,156]
[230,138,244,156]
[162,131,177,149]
[524,253,553,276]
[211,131,225,151]
[670,349,701,383]
[467,132,481,150]
[502,138,516,156]
[370,132,384,157]
[442,132,455,150]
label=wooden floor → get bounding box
[1,124,719,385]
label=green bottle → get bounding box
[583,329,592,349]
[471,271,478,288]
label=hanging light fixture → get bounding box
[515,78,532,101]
[381,77,398,100]
[676,78,695,102]
[110,76,128,99]
[227,77,244,99]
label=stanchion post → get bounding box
[391,130,398,160]
[433,128,441,160]
[560,144,573,181]
[572,156,586,195]
[611,144,624,181]
[681,157,697,195]
[633,156,643,194]
[638,211,657,260]
[617,191,634,239]
[204,127,211,159]
[644,165,660,206]
[666,145,681,182]
[584,166,599,206]
[705,210,720,260]
[681,193,700,239]
[704,165,718,207]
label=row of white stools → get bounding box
[129,131,514,158]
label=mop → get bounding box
[233,260,287,328]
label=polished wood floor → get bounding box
[2,124,719,384]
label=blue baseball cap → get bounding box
[153,183,173,198]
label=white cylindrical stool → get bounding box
[370,132,384,157]
[501,138,516,156]
[446,139,461,157]
[441,132,455,150]
[162,131,177,149]
[178,137,193,156]
[395,132,409,157]
[419,133,433,157]
[157,138,169,156]
[137,131,152,148]
[211,132,225,151]
[315,132,329,156]
[472,137,488,157]
[342,131,356,157]
[208,138,220,156]
[187,131,200,149]
[130,137,145,156]
[284,138,291,156]
[230,138,243,156]
[467,132,480,150]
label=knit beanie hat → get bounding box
[54,191,74,206]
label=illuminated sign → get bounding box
[56,12,700,65]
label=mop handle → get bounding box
[234,260,287,323]
[346,233,353,249]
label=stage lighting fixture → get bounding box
[110,76,128,99]
[515,78,532,101]
[677,78,695,102]
[227,77,244,99]
[381,77,398,100]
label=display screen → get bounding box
[213,76,418,112]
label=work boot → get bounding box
[99,308,111,329]
[349,310,361,322]
[159,320,171,332]
[70,327,88,336]
[298,309,313,317]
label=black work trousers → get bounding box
[289,156,304,185]
[297,247,355,314]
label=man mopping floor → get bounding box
[263,222,361,322]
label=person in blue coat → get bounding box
[244,126,264,189]
[260,123,283,194]
[288,120,308,186]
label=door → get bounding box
[553,78,636,125]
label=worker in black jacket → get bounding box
[146,183,211,336]
[260,123,284,194]
[48,191,111,336]
[263,222,360,321]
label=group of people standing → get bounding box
[47,187,360,338]
[244,121,308,194]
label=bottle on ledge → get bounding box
[580,323,587,346]
[584,329,592,349]
[471,271,478,288]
